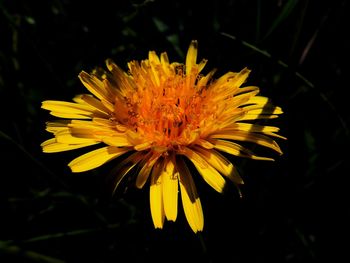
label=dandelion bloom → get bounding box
[41,40,284,233]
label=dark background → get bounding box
[1,0,349,262]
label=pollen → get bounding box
[112,61,209,150]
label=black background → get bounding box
[1,0,349,262]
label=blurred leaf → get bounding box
[167,34,184,58]
[152,17,183,58]
[221,32,312,85]
[152,17,169,33]
[25,16,36,25]
[263,0,299,40]
[304,129,316,154]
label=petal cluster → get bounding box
[42,40,284,232]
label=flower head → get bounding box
[41,40,284,233]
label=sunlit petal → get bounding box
[150,159,165,229]
[162,159,178,221]
[68,146,130,173]
[177,157,204,232]
[41,40,285,233]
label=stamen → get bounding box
[111,60,213,149]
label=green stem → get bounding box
[0,241,65,263]
[3,223,124,245]
[221,32,349,135]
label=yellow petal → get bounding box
[67,121,124,142]
[214,68,251,99]
[243,106,283,115]
[55,130,98,144]
[182,147,226,193]
[149,51,161,86]
[106,59,136,96]
[42,100,94,114]
[134,141,153,151]
[48,112,91,119]
[79,71,109,101]
[45,121,70,133]
[177,157,203,233]
[185,40,198,73]
[135,153,160,189]
[197,58,208,73]
[232,83,257,97]
[102,135,132,147]
[224,87,260,107]
[229,123,286,139]
[240,96,283,110]
[42,100,96,119]
[210,131,282,154]
[192,145,243,184]
[211,139,275,161]
[41,138,99,153]
[160,52,172,76]
[100,99,115,113]
[149,51,161,64]
[80,94,111,114]
[243,95,269,105]
[209,69,251,100]
[210,71,237,91]
[233,123,280,133]
[109,152,145,195]
[162,159,178,222]
[68,146,130,173]
[72,94,88,104]
[197,69,216,88]
[196,138,214,149]
[149,160,165,229]
[125,130,144,146]
[238,114,280,121]
[68,119,111,130]
[231,68,251,90]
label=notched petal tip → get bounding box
[186,40,199,71]
[78,70,90,79]
[241,67,251,74]
[149,51,161,64]
[190,40,198,49]
[41,101,48,109]
[105,58,116,71]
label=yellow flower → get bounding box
[41,40,284,233]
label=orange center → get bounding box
[116,69,208,148]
